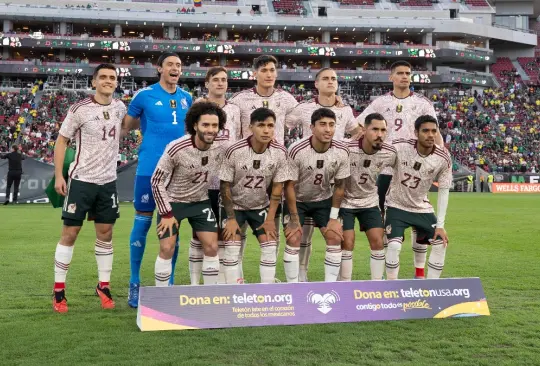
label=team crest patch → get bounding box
[396,104,403,113]
[262,100,269,108]
[67,203,77,214]
[202,156,208,166]
[141,194,150,203]
[103,111,110,120]
[181,98,188,109]
[385,224,392,235]
[253,160,261,169]
[363,160,371,168]
[170,100,177,109]
[317,160,324,169]
[413,162,422,171]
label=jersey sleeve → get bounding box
[343,107,358,133]
[335,150,351,180]
[355,100,380,127]
[423,98,438,119]
[58,109,82,140]
[218,151,235,183]
[273,152,292,183]
[436,156,453,190]
[288,153,300,182]
[285,105,302,129]
[127,90,145,118]
[150,146,176,215]
[286,93,299,114]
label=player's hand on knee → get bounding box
[433,228,449,247]
[55,176,67,196]
[157,217,178,238]
[223,219,240,242]
[323,219,344,241]
[284,219,302,241]
[258,219,277,241]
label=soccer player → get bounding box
[151,102,226,286]
[228,55,298,281]
[51,64,127,313]
[340,113,397,281]
[384,115,452,280]
[283,108,350,282]
[188,66,241,285]
[285,67,362,282]
[355,60,441,279]
[219,108,290,284]
[124,52,192,307]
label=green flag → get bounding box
[45,147,76,208]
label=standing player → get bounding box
[188,66,241,285]
[355,60,441,279]
[385,115,452,280]
[219,108,290,284]
[151,102,226,286]
[124,52,192,307]
[340,113,396,281]
[51,64,127,313]
[283,108,350,282]
[285,67,362,282]
[228,55,298,281]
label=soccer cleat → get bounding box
[127,282,140,308]
[53,290,68,313]
[96,284,116,309]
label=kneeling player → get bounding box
[385,115,452,280]
[340,113,397,281]
[151,102,226,286]
[51,64,127,313]
[219,108,290,284]
[284,108,350,282]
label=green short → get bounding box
[384,207,438,244]
[157,200,218,238]
[283,198,331,228]
[340,206,383,232]
[62,179,119,226]
[220,206,269,237]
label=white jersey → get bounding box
[356,92,437,175]
[342,139,397,209]
[386,139,452,213]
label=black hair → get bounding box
[93,63,117,79]
[390,60,412,73]
[205,66,227,82]
[12,144,18,151]
[414,115,438,131]
[185,101,227,136]
[250,107,276,125]
[364,113,387,127]
[156,52,181,78]
[311,107,336,126]
[315,67,336,80]
[253,55,278,70]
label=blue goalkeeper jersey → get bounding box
[127,82,192,176]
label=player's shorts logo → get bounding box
[67,203,77,214]
[141,194,150,203]
[385,224,392,235]
[307,291,340,315]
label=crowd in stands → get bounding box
[1,81,540,174]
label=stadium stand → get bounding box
[517,57,539,84]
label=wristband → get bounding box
[330,207,339,220]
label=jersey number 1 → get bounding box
[172,111,177,125]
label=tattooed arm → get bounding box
[220,180,240,241]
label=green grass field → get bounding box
[1,193,540,366]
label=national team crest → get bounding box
[170,100,177,109]
[67,203,77,214]
[385,224,392,235]
[103,111,110,120]
[262,100,269,108]
[253,160,261,169]
[396,104,403,113]
[413,162,422,171]
[181,98,188,109]
[202,156,208,166]
[363,160,371,168]
[317,160,324,169]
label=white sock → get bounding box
[298,219,314,282]
[385,238,402,280]
[412,231,427,270]
[383,234,388,251]
[54,243,74,284]
[324,245,342,282]
[274,216,281,256]
[188,238,203,285]
[238,233,247,279]
[283,245,300,282]
[155,256,172,287]
[427,240,447,279]
[217,241,226,284]
[339,250,353,281]
[370,249,385,280]
[223,241,241,284]
[202,255,220,285]
[95,239,113,283]
[260,241,277,283]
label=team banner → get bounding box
[137,278,489,331]
[491,183,540,194]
